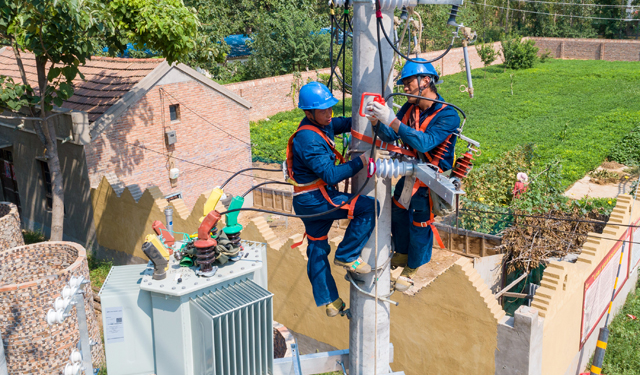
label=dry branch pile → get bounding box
[498,209,606,273]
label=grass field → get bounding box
[251,59,640,187]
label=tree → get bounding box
[0,0,198,240]
[476,40,499,78]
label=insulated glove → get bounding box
[365,101,396,126]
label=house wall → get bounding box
[0,114,95,245]
[532,37,640,61]
[530,195,640,375]
[85,68,253,209]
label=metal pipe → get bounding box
[350,1,394,374]
[164,206,174,233]
[462,44,474,98]
[73,293,94,375]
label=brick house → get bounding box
[0,47,253,250]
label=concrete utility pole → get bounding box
[350,1,395,374]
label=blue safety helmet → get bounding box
[397,58,440,85]
[298,81,339,110]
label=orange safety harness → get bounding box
[286,123,360,248]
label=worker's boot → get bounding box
[334,257,372,274]
[390,253,408,269]
[394,267,418,292]
[326,297,346,317]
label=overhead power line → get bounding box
[469,1,640,21]
[505,0,638,8]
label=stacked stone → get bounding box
[0,202,24,250]
[0,242,105,374]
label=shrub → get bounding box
[476,41,499,77]
[501,36,538,70]
[608,125,640,166]
[22,229,46,244]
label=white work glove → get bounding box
[365,101,396,126]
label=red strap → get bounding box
[347,195,359,220]
[290,232,330,249]
[400,104,449,163]
[350,130,416,157]
[393,197,407,210]
[412,219,445,249]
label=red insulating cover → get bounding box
[199,211,221,240]
[152,220,175,246]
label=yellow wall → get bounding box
[243,216,505,375]
[531,194,639,375]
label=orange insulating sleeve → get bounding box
[152,220,175,246]
[198,210,221,240]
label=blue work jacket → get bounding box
[291,116,364,186]
[376,94,460,171]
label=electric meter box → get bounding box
[165,130,177,145]
[99,240,271,375]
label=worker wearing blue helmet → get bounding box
[365,59,460,292]
[285,81,377,317]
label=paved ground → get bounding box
[564,162,636,199]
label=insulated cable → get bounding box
[384,92,467,119]
[377,16,455,64]
[221,167,283,189]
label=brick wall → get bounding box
[531,37,640,61]
[224,67,335,122]
[85,79,252,209]
[0,242,104,374]
[224,43,504,122]
[0,202,24,249]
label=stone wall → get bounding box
[0,242,104,374]
[0,202,23,250]
[532,37,640,61]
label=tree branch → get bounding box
[10,38,37,118]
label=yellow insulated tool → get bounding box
[200,187,224,222]
[142,234,170,280]
[145,234,171,260]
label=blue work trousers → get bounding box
[293,187,377,307]
[392,177,435,269]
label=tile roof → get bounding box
[0,47,164,122]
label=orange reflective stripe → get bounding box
[350,130,416,157]
[399,104,449,167]
[293,179,327,193]
[291,233,306,249]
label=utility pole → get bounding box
[350,1,395,374]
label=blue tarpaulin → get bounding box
[224,34,253,58]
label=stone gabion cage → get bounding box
[0,202,24,250]
[0,241,105,374]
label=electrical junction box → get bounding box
[99,240,271,375]
[165,130,177,145]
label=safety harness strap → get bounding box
[395,190,445,249]
[291,232,330,249]
[350,130,416,157]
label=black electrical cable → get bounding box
[375,1,386,96]
[384,92,467,120]
[329,9,335,92]
[377,17,454,65]
[241,181,291,198]
[220,166,282,189]
[342,9,347,118]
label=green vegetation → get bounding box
[251,98,352,163]
[600,279,640,375]
[22,229,46,244]
[609,124,640,167]
[88,256,113,289]
[501,36,539,70]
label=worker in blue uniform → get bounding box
[365,59,460,292]
[286,81,377,317]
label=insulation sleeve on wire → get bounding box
[384,92,467,119]
[241,181,291,198]
[220,167,282,189]
[377,17,454,64]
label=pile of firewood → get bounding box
[498,209,606,273]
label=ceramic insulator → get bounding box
[376,159,415,178]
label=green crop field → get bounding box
[251,59,640,187]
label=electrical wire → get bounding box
[159,88,254,146]
[469,1,640,21]
[241,181,291,197]
[220,166,283,188]
[384,92,467,119]
[459,207,640,229]
[506,0,639,8]
[377,16,455,64]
